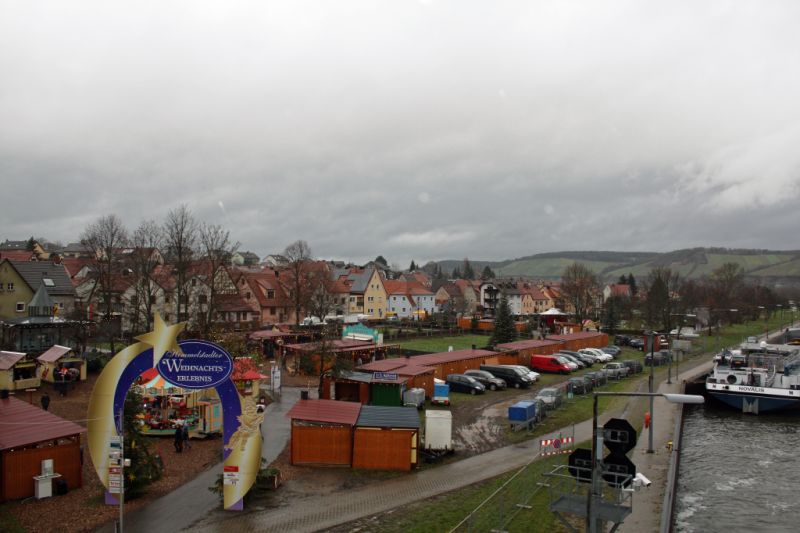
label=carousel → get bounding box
[135,368,222,438]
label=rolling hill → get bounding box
[432,248,800,283]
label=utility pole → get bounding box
[647,331,655,454]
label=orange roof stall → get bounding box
[352,406,420,471]
[287,399,362,466]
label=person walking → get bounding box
[173,425,183,453]
[182,424,191,450]
[40,392,50,411]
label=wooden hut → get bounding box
[356,359,436,399]
[494,339,564,367]
[36,345,86,383]
[0,396,86,501]
[548,332,609,351]
[287,399,361,466]
[352,405,420,471]
[408,348,500,380]
[0,351,39,391]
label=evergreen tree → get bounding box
[26,236,36,251]
[462,258,475,280]
[122,389,163,499]
[628,273,638,296]
[481,266,496,280]
[491,296,517,345]
[451,267,462,279]
[409,260,416,271]
[375,255,388,267]
[618,274,627,285]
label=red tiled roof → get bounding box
[232,357,268,380]
[0,251,36,261]
[60,257,94,278]
[0,351,26,371]
[286,399,361,425]
[216,293,258,313]
[410,349,498,366]
[36,345,73,363]
[0,397,87,451]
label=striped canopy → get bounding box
[138,368,184,394]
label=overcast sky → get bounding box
[2,1,799,267]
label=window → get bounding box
[270,307,276,315]
[16,302,24,312]
[191,278,197,287]
[267,290,275,299]
[368,296,373,302]
[43,278,55,287]
[198,294,208,304]
[245,292,251,299]
[7,282,14,291]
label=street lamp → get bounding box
[586,391,704,533]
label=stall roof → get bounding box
[410,349,498,367]
[356,405,420,429]
[283,339,375,352]
[336,370,408,385]
[548,332,607,341]
[286,399,362,425]
[36,345,73,363]
[495,339,564,351]
[357,359,435,376]
[249,330,301,340]
[0,351,26,371]
[0,396,86,451]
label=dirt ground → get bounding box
[2,373,232,533]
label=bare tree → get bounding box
[307,271,336,321]
[641,267,681,330]
[81,214,129,352]
[198,223,239,334]
[163,205,197,322]
[560,262,599,325]
[128,220,164,334]
[283,240,313,325]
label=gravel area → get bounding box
[4,373,232,533]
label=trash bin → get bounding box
[54,478,68,495]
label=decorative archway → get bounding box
[87,314,263,510]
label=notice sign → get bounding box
[157,340,234,390]
[373,372,398,381]
[223,465,240,486]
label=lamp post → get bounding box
[647,331,655,453]
[586,391,704,533]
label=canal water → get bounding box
[675,402,800,532]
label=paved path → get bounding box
[104,387,304,533]
[186,401,647,533]
[618,360,714,532]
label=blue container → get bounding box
[508,401,537,422]
[434,383,450,398]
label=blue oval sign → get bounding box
[157,340,233,389]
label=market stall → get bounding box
[135,369,201,437]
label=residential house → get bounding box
[357,268,387,319]
[497,281,523,315]
[433,282,463,314]
[400,270,432,289]
[454,279,481,314]
[235,270,293,325]
[0,259,75,320]
[603,284,631,301]
[384,280,437,319]
[55,242,93,259]
[479,281,501,317]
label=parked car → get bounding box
[464,369,507,391]
[603,362,630,379]
[629,338,645,351]
[622,359,644,374]
[584,370,608,387]
[535,387,564,410]
[499,365,540,383]
[602,346,621,358]
[530,355,572,375]
[559,353,587,369]
[579,348,612,363]
[568,376,589,395]
[614,335,631,346]
[479,364,534,388]
[568,352,596,366]
[645,350,671,366]
[446,374,486,395]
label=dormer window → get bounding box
[43,278,55,287]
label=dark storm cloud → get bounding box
[2,0,799,265]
